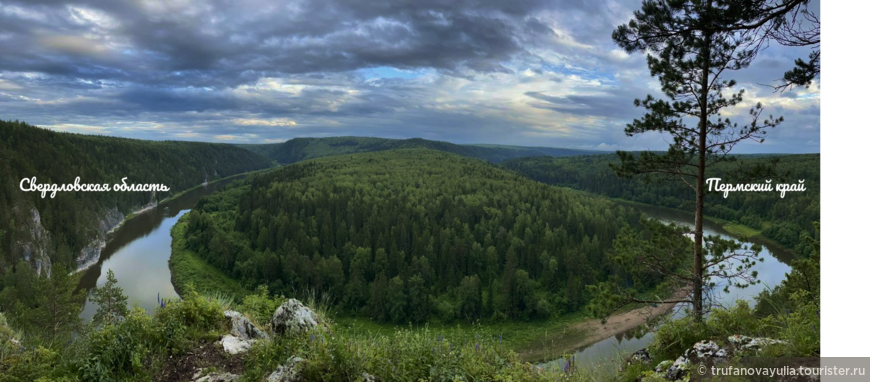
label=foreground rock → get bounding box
[220,335,254,355]
[225,310,269,340]
[629,349,652,365]
[267,356,305,382]
[637,335,789,381]
[192,370,239,382]
[728,334,787,353]
[220,310,268,355]
[271,299,326,336]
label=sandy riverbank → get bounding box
[519,286,691,362]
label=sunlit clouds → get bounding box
[0,0,819,152]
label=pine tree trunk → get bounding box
[693,31,712,323]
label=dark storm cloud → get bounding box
[0,0,602,87]
[524,90,643,119]
[0,0,819,152]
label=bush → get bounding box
[78,308,156,380]
[240,285,284,326]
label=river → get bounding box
[74,180,796,369]
[76,176,245,320]
[540,203,796,372]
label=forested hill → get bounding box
[502,153,820,256]
[182,149,651,323]
[0,120,273,274]
[238,136,601,164]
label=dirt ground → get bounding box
[155,340,246,382]
[519,286,691,362]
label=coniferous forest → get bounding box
[238,136,599,165]
[0,0,829,379]
[182,149,661,323]
[503,154,820,256]
[0,120,273,272]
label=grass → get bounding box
[169,215,251,303]
[167,213,599,361]
[167,226,611,364]
[332,310,597,363]
[167,214,684,367]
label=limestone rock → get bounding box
[655,360,673,373]
[220,334,253,355]
[224,310,268,340]
[271,299,324,336]
[629,348,652,365]
[267,356,304,382]
[665,356,689,381]
[728,334,787,352]
[193,371,239,382]
[687,340,722,358]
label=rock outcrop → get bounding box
[225,310,269,340]
[192,370,239,382]
[728,334,787,353]
[74,207,125,272]
[14,207,53,277]
[271,299,326,336]
[637,335,789,381]
[220,310,268,355]
[266,356,304,382]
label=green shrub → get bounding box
[240,285,284,326]
[77,308,156,381]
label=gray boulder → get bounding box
[220,335,253,355]
[193,371,239,382]
[224,310,268,340]
[271,299,324,336]
[655,360,673,373]
[219,310,268,354]
[728,334,787,352]
[267,356,304,382]
[687,340,722,358]
[629,348,652,365]
[665,356,690,381]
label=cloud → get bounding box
[0,0,819,152]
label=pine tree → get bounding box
[386,276,407,323]
[90,269,129,326]
[609,0,784,322]
[31,264,86,339]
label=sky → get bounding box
[0,0,820,153]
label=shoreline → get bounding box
[71,168,270,275]
[519,286,691,362]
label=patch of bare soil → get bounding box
[155,340,246,382]
[519,286,691,362]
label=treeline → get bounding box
[238,136,600,165]
[0,120,273,272]
[502,154,820,256]
[183,149,655,323]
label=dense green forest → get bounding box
[238,136,601,165]
[503,154,820,256]
[0,120,273,274]
[181,149,665,324]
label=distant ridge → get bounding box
[238,136,606,164]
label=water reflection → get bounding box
[76,176,246,320]
[542,203,795,373]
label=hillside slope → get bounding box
[0,120,273,274]
[503,153,820,255]
[238,136,602,164]
[179,149,659,324]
